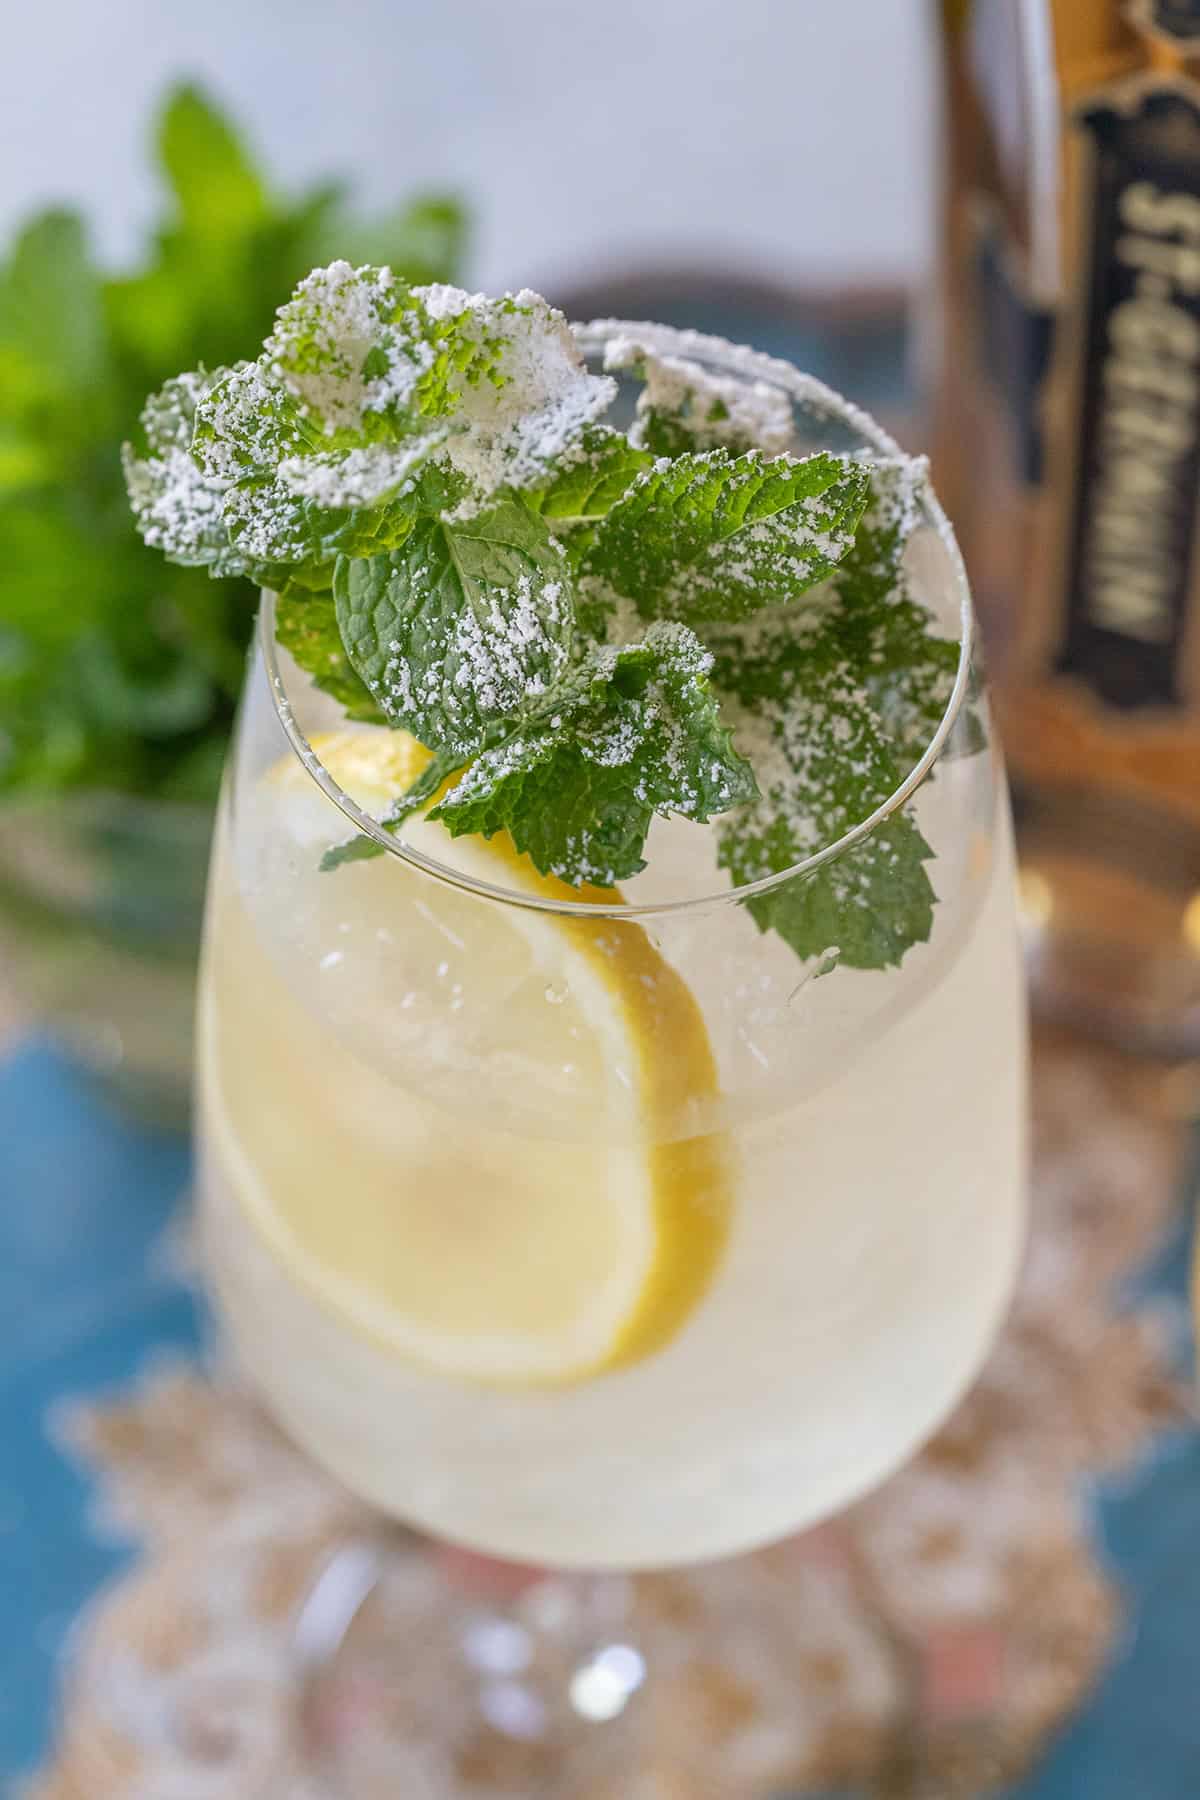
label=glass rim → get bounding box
[261,317,976,922]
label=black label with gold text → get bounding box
[1060,84,1200,709]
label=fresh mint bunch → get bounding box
[127,272,980,966]
[0,82,466,803]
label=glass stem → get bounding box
[292,1536,648,1797]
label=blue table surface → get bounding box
[3,1037,1200,1797]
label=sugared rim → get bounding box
[261,318,976,921]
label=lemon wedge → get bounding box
[203,728,731,1385]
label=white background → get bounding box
[0,0,935,294]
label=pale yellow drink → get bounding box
[198,700,1026,1571]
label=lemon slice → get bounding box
[265,725,439,844]
[204,728,731,1385]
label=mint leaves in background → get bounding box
[128,270,979,968]
[0,83,466,804]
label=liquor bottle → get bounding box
[935,0,1200,1054]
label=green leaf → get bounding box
[129,269,610,605]
[710,613,936,969]
[73,633,216,736]
[261,266,540,445]
[123,369,252,577]
[0,209,108,405]
[605,338,794,458]
[736,813,937,972]
[431,624,757,885]
[1,83,468,810]
[157,83,268,239]
[827,457,982,770]
[334,498,575,756]
[700,455,985,967]
[832,584,961,771]
[0,423,59,493]
[186,359,440,572]
[317,194,470,287]
[318,746,461,870]
[274,590,385,723]
[318,833,386,872]
[264,262,428,435]
[526,427,653,522]
[583,449,869,624]
[263,271,610,491]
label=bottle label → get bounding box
[1056,79,1200,709]
[1128,1,1200,46]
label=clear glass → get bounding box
[0,791,209,1125]
[194,323,1027,1787]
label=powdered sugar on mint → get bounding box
[265,260,425,432]
[278,437,442,509]
[412,285,616,501]
[122,370,251,578]
[604,337,795,457]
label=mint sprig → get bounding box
[125,262,983,968]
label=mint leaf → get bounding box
[702,457,981,968]
[833,586,961,770]
[734,811,936,971]
[158,84,268,240]
[334,498,574,756]
[526,426,653,522]
[826,457,982,769]
[159,271,613,582]
[604,338,794,458]
[431,623,757,885]
[123,365,344,587]
[123,369,251,577]
[319,834,386,872]
[318,746,461,871]
[710,612,935,969]
[584,449,869,624]
[318,195,470,288]
[403,286,615,494]
[265,262,439,436]
[188,360,443,572]
[263,271,611,497]
[0,210,109,415]
[7,85,467,814]
[274,591,384,723]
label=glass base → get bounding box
[289,1539,819,1798]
